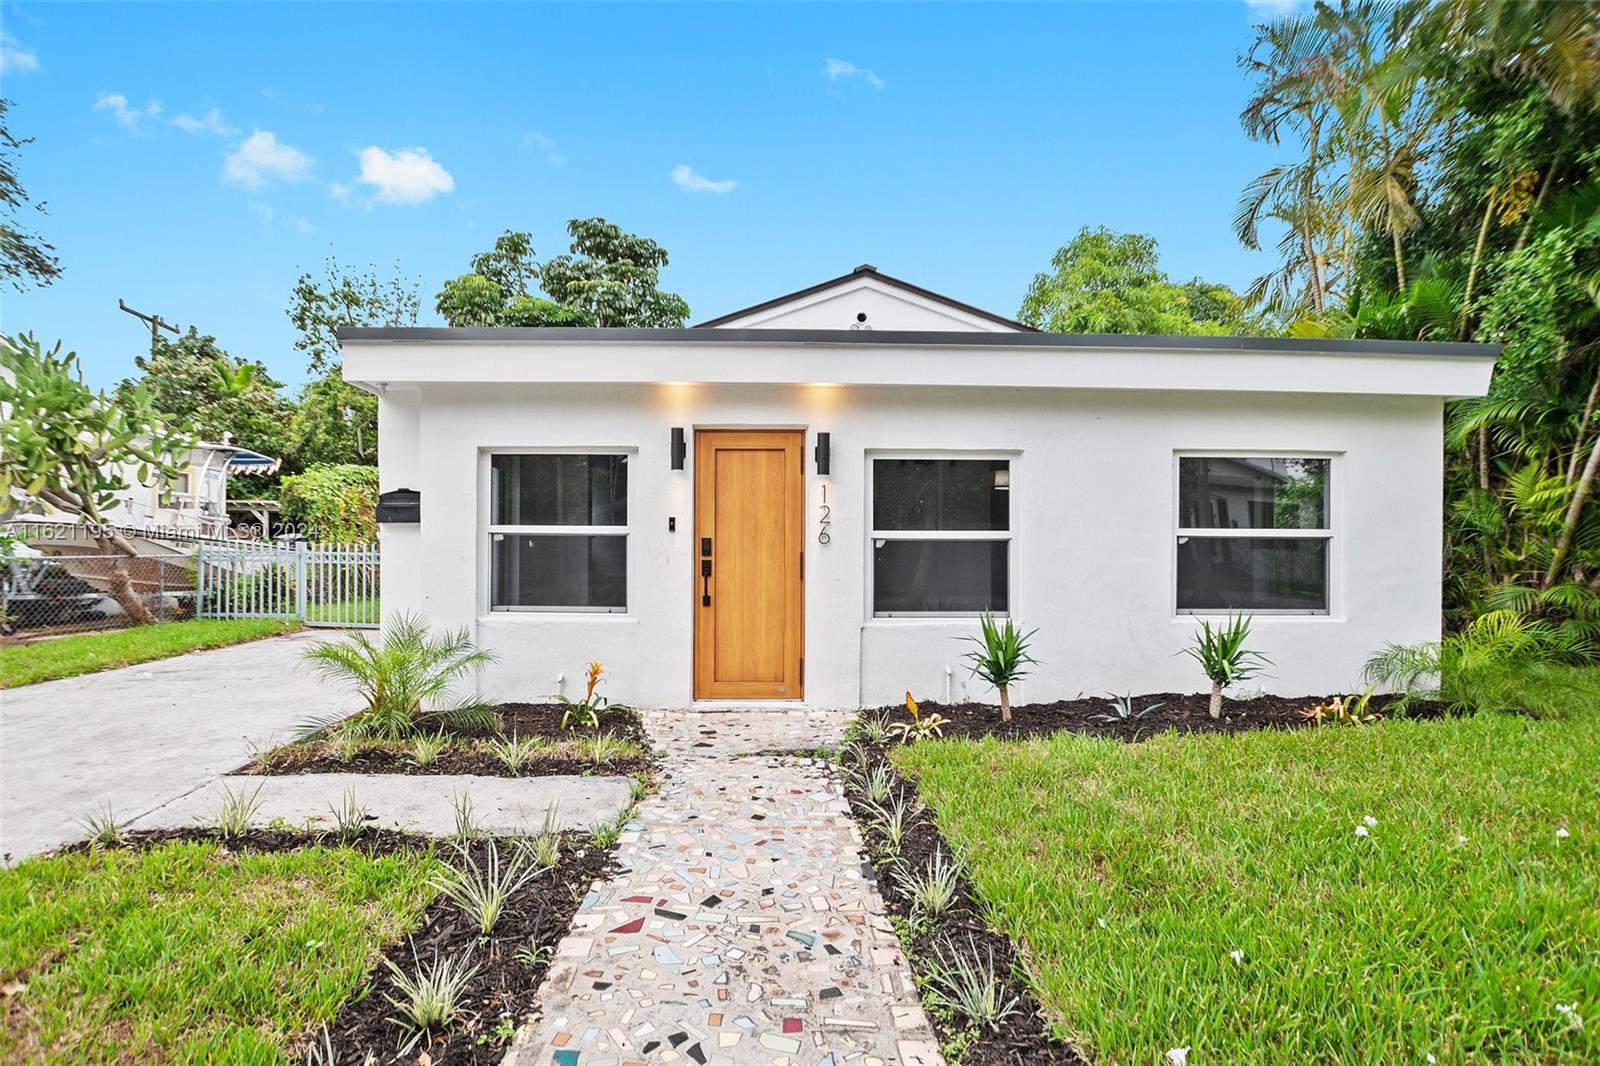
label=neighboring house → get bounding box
[341,264,1497,707]
[7,440,281,555]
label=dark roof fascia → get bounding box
[337,326,1501,359]
[692,265,1039,332]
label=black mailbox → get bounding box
[376,488,421,524]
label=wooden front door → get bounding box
[693,430,805,700]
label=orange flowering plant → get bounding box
[555,660,623,730]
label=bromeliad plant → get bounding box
[1300,685,1382,726]
[300,614,499,740]
[555,660,624,731]
[886,691,949,744]
[961,612,1039,723]
[1183,613,1270,719]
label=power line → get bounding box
[118,299,179,356]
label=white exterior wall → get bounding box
[386,380,1444,708]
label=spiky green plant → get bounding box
[77,803,125,850]
[429,841,545,935]
[382,944,479,1050]
[961,611,1039,723]
[326,786,369,841]
[489,735,542,773]
[299,614,499,740]
[894,847,963,923]
[213,783,263,839]
[410,732,448,767]
[1183,613,1270,718]
[926,937,1020,1031]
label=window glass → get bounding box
[490,534,626,609]
[491,454,628,526]
[1178,457,1327,530]
[1177,536,1327,612]
[873,540,1008,614]
[873,459,1009,531]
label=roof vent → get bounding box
[852,263,877,274]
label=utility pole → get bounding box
[118,299,179,357]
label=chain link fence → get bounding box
[2,543,380,643]
[1,554,197,642]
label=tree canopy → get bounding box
[434,220,687,328]
[1018,227,1255,335]
[0,98,60,291]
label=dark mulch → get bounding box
[317,833,615,1064]
[841,745,1087,1065]
[241,702,652,778]
[874,691,1449,743]
[63,825,617,1065]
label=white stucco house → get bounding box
[341,265,1497,708]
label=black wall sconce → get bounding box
[670,427,687,470]
[814,432,831,475]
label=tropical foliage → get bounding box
[300,614,499,739]
[1241,0,1600,641]
[1020,227,1259,335]
[961,611,1038,723]
[278,463,379,543]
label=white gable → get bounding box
[704,270,1024,332]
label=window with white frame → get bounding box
[1176,455,1330,614]
[870,457,1010,615]
[488,453,628,611]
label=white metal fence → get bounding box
[196,541,379,628]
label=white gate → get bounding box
[196,541,379,628]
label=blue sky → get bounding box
[3,1,1295,389]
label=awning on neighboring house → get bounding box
[198,443,282,477]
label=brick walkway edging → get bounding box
[505,709,945,1066]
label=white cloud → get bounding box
[0,32,38,73]
[352,146,455,205]
[328,181,353,203]
[670,164,738,194]
[824,57,884,89]
[223,129,313,188]
[172,107,239,137]
[94,92,162,130]
[294,217,316,234]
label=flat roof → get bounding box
[338,326,1500,359]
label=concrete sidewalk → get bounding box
[1,630,345,862]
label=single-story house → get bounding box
[340,265,1497,708]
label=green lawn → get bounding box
[894,709,1600,1065]
[0,841,436,1064]
[0,618,299,688]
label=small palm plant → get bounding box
[961,611,1038,723]
[1183,613,1269,719]
[301,614,499,739]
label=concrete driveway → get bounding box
[1,630,348,862]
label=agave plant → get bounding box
[1182,613,1269,719]
[300,614,499,740]
[961,612,1039,723]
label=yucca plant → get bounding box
[1183,613,1269,718]
[300,614,499,740]
[213,783,263,839]
[926,937,1020,1031]
[961,611,1039,723]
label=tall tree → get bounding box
[1019,227,1257,335]
[0,334,188,623]
[286,258,420,467]
[0,98,61,291]
[540,217,690,327]
[115,327,293,474]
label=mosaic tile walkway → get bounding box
[505,709,944,1066]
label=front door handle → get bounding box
[700,558,712,606]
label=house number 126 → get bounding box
[817,484,832,545]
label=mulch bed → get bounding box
[874,691,1448,744]
[241,702,652,778]
[841,745,1087,1065]
[62,825,617,1064]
